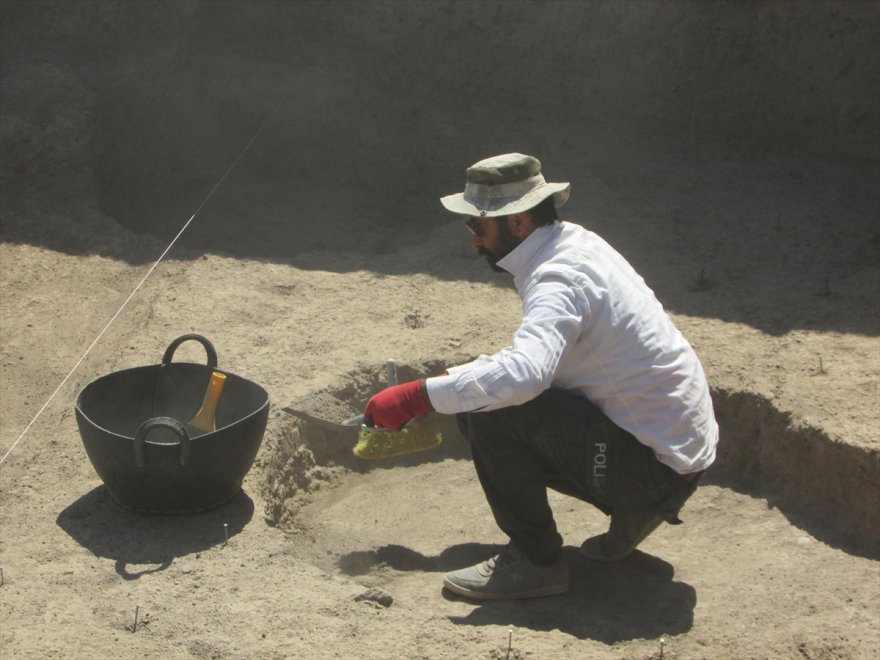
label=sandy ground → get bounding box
[1,2,879,659]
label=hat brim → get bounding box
[440,182,570,218]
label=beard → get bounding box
[479,218,521,273]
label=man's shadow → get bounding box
[338,543,695,643]
[56,486,254,579]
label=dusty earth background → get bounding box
[1,1,878,658]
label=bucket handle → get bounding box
[134,417,192,468]
[161,334,218,368]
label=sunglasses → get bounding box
[465,216,493,238]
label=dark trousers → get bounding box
[457,388,702,565]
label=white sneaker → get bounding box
[442,545,569,600]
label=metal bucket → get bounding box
[74,334,269,513]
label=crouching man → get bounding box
[363,153,718,600]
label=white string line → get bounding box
[0,100,283,467]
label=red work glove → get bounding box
[364,380,431,431]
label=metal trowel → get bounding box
[282,392,363,431]
[281,359,398,432]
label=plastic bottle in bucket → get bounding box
[188,371,226,433]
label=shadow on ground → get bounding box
[56,487,254,579]
[337,543,694,643]
[711,389,880,560]
[1,1,877,336]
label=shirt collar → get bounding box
[496,223,559,278]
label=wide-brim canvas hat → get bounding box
[440,152,570,218]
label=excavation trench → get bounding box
[260,361,880,578]
[3,2,877,656]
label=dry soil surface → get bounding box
[1,2,879,659]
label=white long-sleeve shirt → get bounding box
[426,221,718,474]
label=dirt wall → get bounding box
[2,1,877,258]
